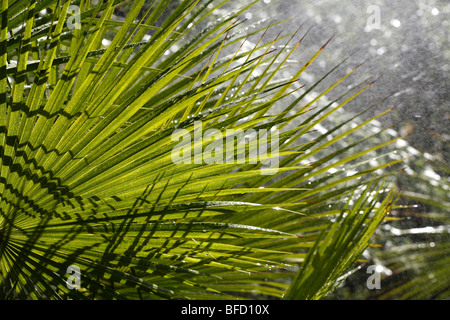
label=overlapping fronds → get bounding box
[0,0,399,299]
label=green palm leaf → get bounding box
[0,0,399,300]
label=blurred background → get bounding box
[221,0,449,160]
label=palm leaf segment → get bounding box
[0,0,398,299]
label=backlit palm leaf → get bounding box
[0,0,399,299]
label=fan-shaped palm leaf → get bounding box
[0,0,400,300]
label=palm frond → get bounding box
[0,0,400,300]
